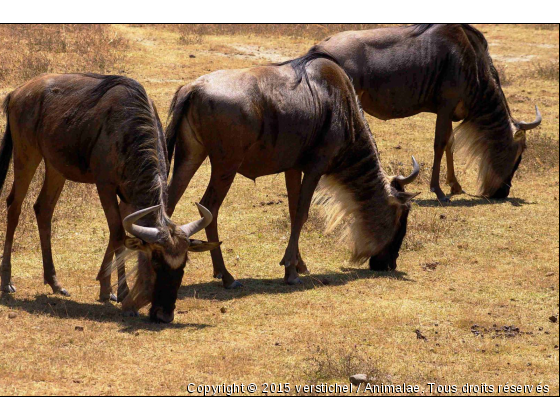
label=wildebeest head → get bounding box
[454,105,541,199]
[122,203,220,323]
[369,157,420,271]
[491,106,541,199]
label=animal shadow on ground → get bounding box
[415,196,532,208]
[0,292,212,333]
[178,268,414,302]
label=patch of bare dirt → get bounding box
[493,54,537,63]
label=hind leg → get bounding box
[33,165,69,296]
[284,170,309,275]
[200,161,242,289]
[1,152,41,293]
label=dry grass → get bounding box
[0,25,128,86]
[0,24,558,396]
[531,60,560,81]
[174,24,390,43]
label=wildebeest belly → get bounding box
[42,144,97,183]
[237,140,302,180]
[37,128,111,184]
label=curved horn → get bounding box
[180,203,213,238]
[123,205,162,243]
[517,105,542,130]
[395,156,420,188]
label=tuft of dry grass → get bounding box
[0,24,558,396]
[530,60,560,81]
[304,345,391,385]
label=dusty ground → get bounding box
[0,24,558,395]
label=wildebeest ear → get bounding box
[125,237,148,252]
[189,240,222,253]
[395,191,420,204]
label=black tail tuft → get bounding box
[275,46,341,86]
[0,93,14,197]
[165,85,197,171]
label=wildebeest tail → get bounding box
[0,94,14,197]
[276,46,341,86]
[165,85,197,168]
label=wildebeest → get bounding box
[313,24,542,201]
[165,51,420,288]
[0,73,219,322]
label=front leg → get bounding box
[96,185,128,302]
[430,113,454,202]
[445,137,463,195]
[281,172,321,285]
[284,170,310,275]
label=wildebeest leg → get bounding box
[96,185,128,302]
[284,170,309,275]
[445,138,463,195]
[200,162,242,289]
[33,165,69,296]
[95,200,130,302]
[167,133,208,216]
[1,152,41,293]
[281,172,321,285]
[430,114,453,202]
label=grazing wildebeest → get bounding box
[312,24,542,201]
[165,51,420,288]
[0,73,219,322]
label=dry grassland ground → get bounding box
[0,24,558,396]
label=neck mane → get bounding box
[313,110,400,263]
[118,88,169,226]
[451,29,519,196]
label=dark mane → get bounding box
[67,74,165,210]
[451,26,518,195]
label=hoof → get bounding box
[438,196,451,204]
[225,280,244,289]
[56,288,70,297]
[285,276,303,286]
[1,284,16,294]
[218,272,240,289]
[449,185,464,195]
[123,310,139,317]
[100,293,118,302]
